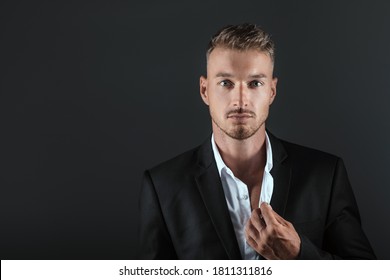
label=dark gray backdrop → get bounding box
[1,0,389,259]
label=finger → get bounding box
[250,208,265,231]
[245,233,258,249]
[260,202,278,226]
[245,219,260,241]
[272,210,289,226]
[254,241,279,260]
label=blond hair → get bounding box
[206,23,275,63]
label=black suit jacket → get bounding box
[138,132,376,259]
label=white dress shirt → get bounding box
[211,132,274,260]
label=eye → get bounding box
[248,80,264,88]
[218,80,234,88]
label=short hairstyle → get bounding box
[206,23,275,63]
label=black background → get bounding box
[1,0,389,259]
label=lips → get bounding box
[227,113,253,118]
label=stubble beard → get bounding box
[211,116,263,140]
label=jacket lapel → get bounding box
[194,137,242,260]
[268,131,292,217]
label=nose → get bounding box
[233,82,249,108]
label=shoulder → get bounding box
[142,138,214,202]
[283,139,339,163]
[270,134,349,195]
[148,145,200,177]
[146,136,213,183]
[268,131,341,171]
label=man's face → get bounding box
[200,47,277,140]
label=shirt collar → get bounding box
[211,132,273,177]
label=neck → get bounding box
[213,124,267,182]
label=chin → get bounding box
[226,127,255,140]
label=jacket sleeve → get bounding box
[137,170,177,259]
[298,158,376,259]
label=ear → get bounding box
[269,77,278,105]
[199,75,209,106]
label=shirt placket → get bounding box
[235,177,254,257]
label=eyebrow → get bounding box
[215,72,267,78]
[215,72,234,78]
[249,74,267,79]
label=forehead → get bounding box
[207,47,273,77]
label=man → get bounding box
[137,23,376,259]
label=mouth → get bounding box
[227,113,253,119]
[227,114,253,124]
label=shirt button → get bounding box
[242,195,249,200]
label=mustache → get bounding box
[226,108,256,117]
